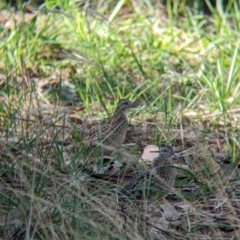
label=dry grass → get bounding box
[1,1,240,239]
[1,63,240,239]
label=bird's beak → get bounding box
[133,100,141,108]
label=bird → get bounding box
[84,99,137,155]
[119,145,177,199]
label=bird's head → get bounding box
[115,99,138,113]
[151,145,176,159]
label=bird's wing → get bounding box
[110,114,121,126]
[84,118,111,143]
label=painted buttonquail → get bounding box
[84,99,137,155]
[119,145,177,199]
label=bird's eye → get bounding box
[161,147,169,153]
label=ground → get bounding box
[0,0,240,239]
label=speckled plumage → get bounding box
[84,99,137,154]
[120,145,177,199]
